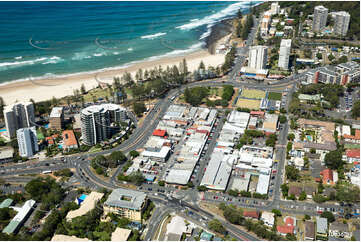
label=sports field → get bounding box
[236,98,261,110]
[240,89,266,99]
[268,92,282,101]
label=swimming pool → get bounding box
[58,144,63,149]
[0,128,6,133]
[306,135,312,141]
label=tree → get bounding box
[129,150,139,158]
[199,60,205,70]
[108,151,127,167]
[228,189,239,197]
[287,133,295,141]
[0,207,12,221]
[80,84,86,94]
[272,209,282,216]
[352,100,360,119]
[208,219,226,234]
[158,180,165,186]
[0,96,5,120]
[197,185,207,191]
[266,134,277,147]
[187,181,194,188]
[304,214,311,220]
[328,54,335,61]
[132,102,146,116]
[285,165,300,181]
[281,184,289,198]
[324,150,343,170]
[321,211,335,223]
[316,52,323,59]
[237,9,242,19]
[299,191,307,201]
[279,115,287,124]
[286,233,297,241]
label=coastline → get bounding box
[0,49,226,104]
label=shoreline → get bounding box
[0,48,226,104]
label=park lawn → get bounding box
[89,146,102,153]
[268,92,282,101]
[344,143,360,149]
[36,130,45,140]
[84,88,111,103]
[236,98,261,110]
[209,87,223,97]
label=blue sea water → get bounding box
[0,1,260,84]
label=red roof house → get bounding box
[243,210,260,219]
[152,129,166,137]
[320,169,334,185]
[284,216,296,227]
[277,225,295,235]
[346,149,360,159]
[250,111,265,118]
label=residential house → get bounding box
[346,149,360,163]
[304,186,316,199]
[304,221,315,240]
[288,186,302,198]
[320,169,338,185]
[243,210,260,220]
[62,130,79,151]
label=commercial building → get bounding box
[2,200,36,234]
[0,146,14,164]
[278,39,292,70]
[49,107,64,130]
[248,46,268,70]
[313,6,328,32]
[262,113,279,134]
[17,127,38,158]
[62,130,79,151]
[3,102,35,138]
[80,103,127,145]
[200,152,234,191]
[103,188,147,222]
[66,192,104,221]
[334,11,350,36]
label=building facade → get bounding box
[80,104,127,146]
[334,11,350,36]
[248,46,268,70]
[4,102,35,138]
[17,127,38,157]
[278,39,292,70]
[313,6,328,32]
[49,107,64,130]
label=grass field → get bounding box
[268,92,282,101]
[236,98,261,110]
[344,143,360,149]
[240,89,266,99]
[209,87,223,97]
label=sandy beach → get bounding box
[0,50,225,104]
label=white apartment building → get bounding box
[80,103,127,146]
[270,2,280,15]
[312,5,328,32]
[4,102,35,138]
[17,127,38,158]
[248,46,268,70]
[334,11,350,36]
[278,39,292,70]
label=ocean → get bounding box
[0,1,260,84]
